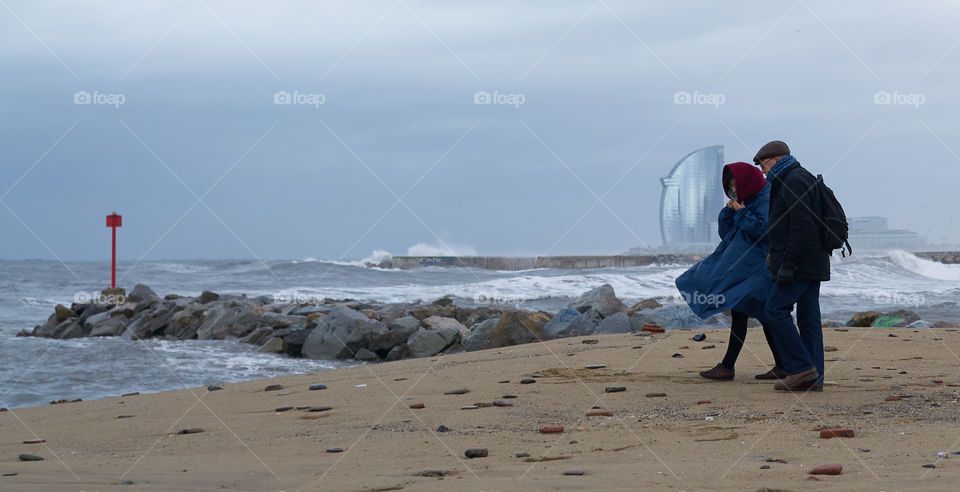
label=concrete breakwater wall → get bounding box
[387,254,705,270]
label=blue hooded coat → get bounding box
[675,165,772,320]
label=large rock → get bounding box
[54,304,77,323]
[258,337,283,353]
[406,327,460,358]
[629,305,714,330]
[595,312,632,334]
[128,284,162,310]
[371,316,421,354]
[871,310,921,328]
[485,311,546,348]
[625,298,662,316]
[422,316,469,335]
[543,309,600,339]
[123,302,177,340]
[846,311,881,327]
[85,311,129,337]
[54,319,84,339]
[463,318,498,351]
[567,284,626,318]
[281,328,311,357]
[302,306,389,360]
[240,326,273,345]
[196,305,245,340]
[199,290,220,304]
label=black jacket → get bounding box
[767,163,831,281]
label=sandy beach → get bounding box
[2,326,959,491]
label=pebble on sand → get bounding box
[820,428,855,439]
[264,384,284,392]
[207,385,223,391]
[564,467,584,476]
[326,447,344,453]
[464,448,488,458]
[461,405,479,410]
[697,400,711,405]
[671,353,684,358]
[308,406,333,412]
[585,409,612,417]
[493,400,513,407]
[309,384,327,391]
[922,464,936,468]
[474,402,494,408]
[436,425,450,432]
[539,425,564,434]
[824,346,838,352]
[178,428,205,435]
[582,339,599,344]
[809,464,843,475]
[409,403,425,409]
[692,333,706,341]
[18,454,44,461]
[514,451,530,458]
[275,406,294,412]
[642,324,664,333]
[885,396,902,401]
[585,364,606,369]
[520,378,537,384]
[604,386,626,393]
[502,394,518,399]
[121,392,140,397]
[414,470,445,478]
[444,388,470,395]
[22,439,45,444]
[645,392,667,398]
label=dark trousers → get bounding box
[765,280,824,383]
[721,311,783,371]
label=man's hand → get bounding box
[776,265,795,288]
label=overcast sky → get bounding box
[2,0,959,261]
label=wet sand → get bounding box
[2,326,959,491]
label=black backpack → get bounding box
[815,174,853,257]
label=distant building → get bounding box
[658,145,725,252]
[848,216,926,251]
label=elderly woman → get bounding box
[675,162,784,381]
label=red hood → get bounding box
[723,162,766,203]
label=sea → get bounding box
[1,250,958,409]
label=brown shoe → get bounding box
[773,369,819,391]
[775,380,823,392]
[699,364,734,381]
[755,367,787,380]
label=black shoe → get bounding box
[699,364,734,381]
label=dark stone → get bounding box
[604,386,626,393]
[264,384,283,391]
[128,284,162,309]
[444,388,470,395]
[436,425,451,432]
[281,328,311,357]
[309,384,327,391]
[275,406,294,412]
[463,318,498,352]
[207,385,222,391]
[199,291,220,304]
[18,453,44,461]
[847,310,882,327]
[54,304,77,322]
[431,296,455,307]
[178,428,204,434]
[464,448,488,458]
[415,470,445,478]
[520,378,536,384]
[326,447,344,453]
[692,333,706,342]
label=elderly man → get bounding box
[754,140,829,392]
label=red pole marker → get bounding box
[106,213,122,289]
